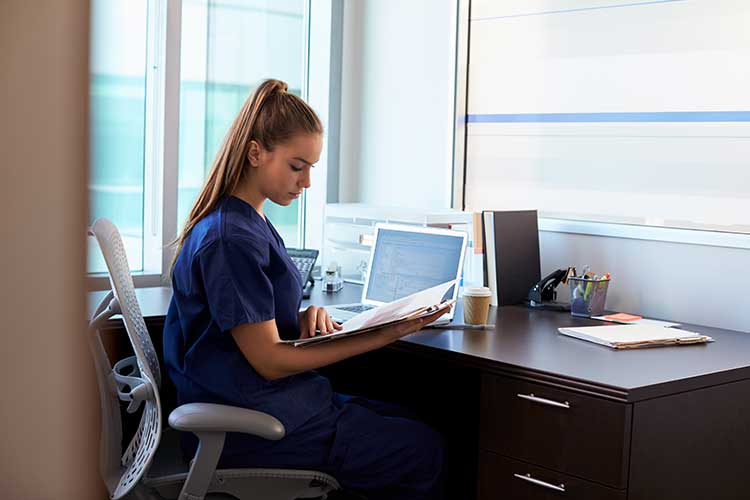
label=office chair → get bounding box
[88,218,340,500]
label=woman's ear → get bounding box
[247,140,262,167]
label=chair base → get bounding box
[138,468,339,500]
[140,429,340,499]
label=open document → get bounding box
[282,280,456,347]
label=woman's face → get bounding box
[252,133,323,206]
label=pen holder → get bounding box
[569,277,610,317]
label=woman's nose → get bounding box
[299,170,312,189]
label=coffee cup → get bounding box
[462,286,492,325]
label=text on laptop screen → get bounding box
[365,228,464,303]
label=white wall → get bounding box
[339,0,457,208]
[541,232,749,332]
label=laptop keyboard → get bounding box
[336,304,376,313]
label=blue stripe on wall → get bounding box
[466,112,750,123]
[472,0,685,22]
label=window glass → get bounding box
[88,0,149,272]
[179,0,308,246]
[466,0,750,235]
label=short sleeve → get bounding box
[197,237,275,332]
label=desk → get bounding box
[91,284,750,500]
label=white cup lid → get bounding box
[463,286,492,297]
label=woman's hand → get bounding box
[379,303,454,342]
[299,305,344,339]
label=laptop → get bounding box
[328,223,468,324]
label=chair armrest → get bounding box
[169,402,285,440]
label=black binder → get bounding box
[482,210,541,306]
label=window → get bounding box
[179,0,309,247]
[88,0,150,273]
[88,0,313,281]
[461,0,750,244]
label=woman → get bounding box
[163,79,447,499]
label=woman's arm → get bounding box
[230,306,450,381]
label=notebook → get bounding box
[558,324,713,349]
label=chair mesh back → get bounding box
[90,218,162,499]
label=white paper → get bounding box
[281,280,456,346]
[631,319,682,328]
[339,280,456,333]
[558,324,711,347]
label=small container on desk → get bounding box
[323,262,344,293]
[569,277,610,317]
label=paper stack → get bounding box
[558,324,713,349]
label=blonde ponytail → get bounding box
[171,79,322,273]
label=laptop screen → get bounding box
[364,226,466,304]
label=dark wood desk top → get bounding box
[89,282,750,403]
[89,286,173,320]
[403,307,750,402]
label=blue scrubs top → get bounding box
[163,196,333,453]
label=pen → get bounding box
[426,324,495,330]
[584,281,593,300]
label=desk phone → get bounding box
[287,248,319,299]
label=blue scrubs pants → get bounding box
[216,394,445,500]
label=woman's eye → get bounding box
[290,164,303,172]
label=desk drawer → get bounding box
[480,374,631,488]
[478,451,627,500]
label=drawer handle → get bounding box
[517,393,570,409]
[513,473,566,493]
